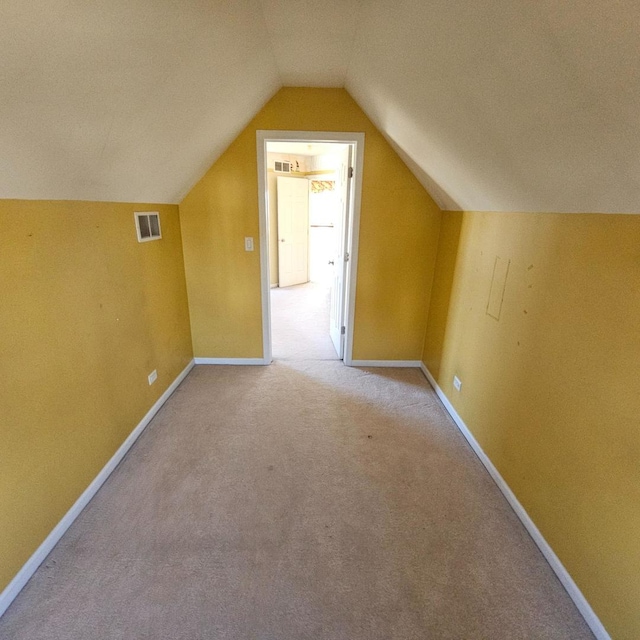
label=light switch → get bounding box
[244,237,254,251]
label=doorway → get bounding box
[256,131,365,365]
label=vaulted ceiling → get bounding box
[2,0,639,212]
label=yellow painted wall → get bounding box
[0,200,193,593]
[422,210,640,640]
[180,88,442,360]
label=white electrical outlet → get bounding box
[453,375,462,391]
[244,237,254,251]
[148,370,157,385]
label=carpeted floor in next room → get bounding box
[270,281,339,361]
[0,289,594,639]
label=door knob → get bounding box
[280,238,285,242]
[328,260,334,265]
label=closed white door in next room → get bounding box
[277,176,309,287]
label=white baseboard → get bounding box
[349,360,421,368]
[0,358,196,619]
[419,363,610,640]
[194,357,268,365]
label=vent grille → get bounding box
[135,212,162,242]
[274,161,291,173]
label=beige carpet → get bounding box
[271,282,339,361]
[0,360,593,639]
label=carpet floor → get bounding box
[2,286,594,638]
[271,282,338,361]
[0,360,593,639]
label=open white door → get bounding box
[329,146,352,358]
[277,176,309,288]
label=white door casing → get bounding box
[256,131,365,365]
[277,176,309,288]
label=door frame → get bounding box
[256,130,365,365]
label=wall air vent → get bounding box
[274,161,291,173]
[135,212,162,242]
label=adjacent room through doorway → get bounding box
[265,140,350,361]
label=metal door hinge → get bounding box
[348,166,354,178]
[341,326,346,335]
[344,252,350,262]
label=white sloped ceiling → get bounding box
[0,0,280,203]
[1,0,639,212]
[258,0,364,87]
[346,0,640,213]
